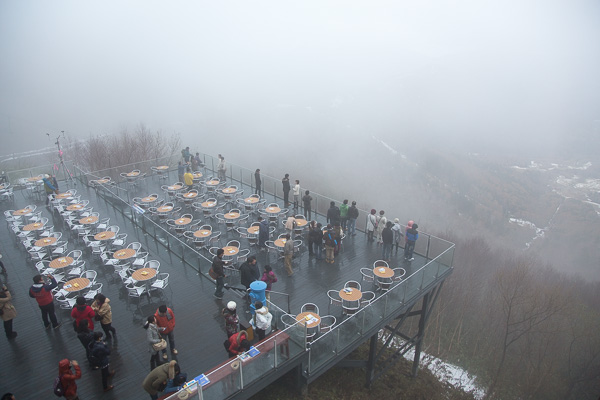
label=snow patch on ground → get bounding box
[372,136,399,155]
[509,217,546,249]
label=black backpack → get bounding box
[88,341,101,367]
[53,375,65,397]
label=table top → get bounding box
[265,206,281,213]
[222,187,237,194]
[247,226,259,235]
[156,165,169,170]
[183,191,198,198]
[64,277,90,292]
[55,192,72,199]
[27,175,44,182]
[175,217,192,225]
[79,216,99,225]
[224,212,240,219]
[201,201,217,208]
[95,178,110,184]
[296,312,321,329]
[23,222,44,231]
[296,219,308,227]
[339,288,362,301]
[373,266,394,278]
[13,208,33,216]
[113,248,137,260]
[205,180,219,186]
[244,197,259,204]
[94,231,116,241]
[35,237,58,247]
[193,172,203,179]
[168,184,183,190]
[222,246,239,256]
[49,256,74,269]
[274,238,288,248]
[132,268,157,282]
[157,205,173,212]
[66,204,84,211]
[194,229,212,238]
[141,196,157,203]
[126,171,140,177]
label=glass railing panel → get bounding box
[307,328,338,373]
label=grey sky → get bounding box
[1,0,599,156]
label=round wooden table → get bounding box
[94,231,116,241]
[274,238,288,248]
[113,248,137,260]
[157,205,173,212]
[168,184,182,190]
[27,175,44,182]
[222,246,239,256]
[23,222,44,231]
[183,192,198,199]
[132,268,157,282]
[224,212,240,220]
[35,237,58,247]
[296,219,308,227]
[141,196,157,203]
[156,165,169,170]
[201,201,217,208]
[95,178,110,184]
[79,216,99,225]
[247,226,259,235]
[174,217,192,225]
[66,204,84,211]
[244,197,259,204]
[205,180,219,186]
[222,187,237,194]
[126,171,140,177]
[296,312,321,329]
[194,229,212,238]
[373,266,394,279]
[13,208,33,216]
[55,192,72,199]
[50,256,74,269]
[64,277,90,292]
[265,206,281,214]
[339,288,362,302]
[192,172,203,179]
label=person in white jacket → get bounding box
[253,301,272,340]
[292,180,300,212]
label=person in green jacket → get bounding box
[339,199,349,232]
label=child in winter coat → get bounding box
[260,265,277,302]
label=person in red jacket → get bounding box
[226,330,250,358]
[29,274,61,329]
[71,296,95,331]
[154,305,177,360]
[58,358,81,400]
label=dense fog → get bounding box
[1,1,599,280]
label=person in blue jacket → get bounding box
[404,223,419,261]
[42,174,58,206]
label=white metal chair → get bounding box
[345,280,361,291]
[301,303,319,315]
[150,273,169,291]
[392,268,406,282]
[81,269,97,283]
[360,267,375,283]
[360,291,376,306]
[319,315,337,333]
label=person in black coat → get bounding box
[327,201,340,226]
[240,256,259,290]
[282,174,290,207]
[382,221,394,261]
[258,217,269,249]
[76,320,95,368]
[254,169,262,197]
[90,332,115,392]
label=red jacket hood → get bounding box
[58,359,71,374]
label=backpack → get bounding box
[53,375,65,397]
[88,341,101,367]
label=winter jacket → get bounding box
[348,205,359,219]
[392,223,403,244]
[377,216,387,234]
[43,177,58,194]
[183,172,193,186]
[284,216,296,231]
[90,340,111,368]
[258,220,270,242]
[326,206,340,225]
[71,304,95,331]
[382,227,394,245]
[282,177,290,193]
[227,331,248,356]
[222,309,239,337]
[293,184,300,196]
[240,261,260,289]
[254,306,273,331]
[29,277,58,306]
[0,290,17,321]
[147,322,162,353]
[406,227,419,243]
[143,361,176,395]
[211,256,226,278]
[58,359,81,399]
[302,194,312,208]
[367,213,377,232]
[261,271,278,290]
[91,298,113,325]
[154,307,176,334]
[339,203,349,218]
[284,239,294,256]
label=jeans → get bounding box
[101,322,116,338]
[255,184,262,197]
[215,277,224,298]
[404,241,416,259]
[341,217,347,231]
[161,331,175,354]
[4,319,14,338]
[304,206,311,220]
[382,243,392,260]
[314,243,323,260]
[101,365,110,389]
[256,327,266,340]
[150,352,161,370]
[283,191,290,206]
[39,302,59,328]
[347,218,356,235]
